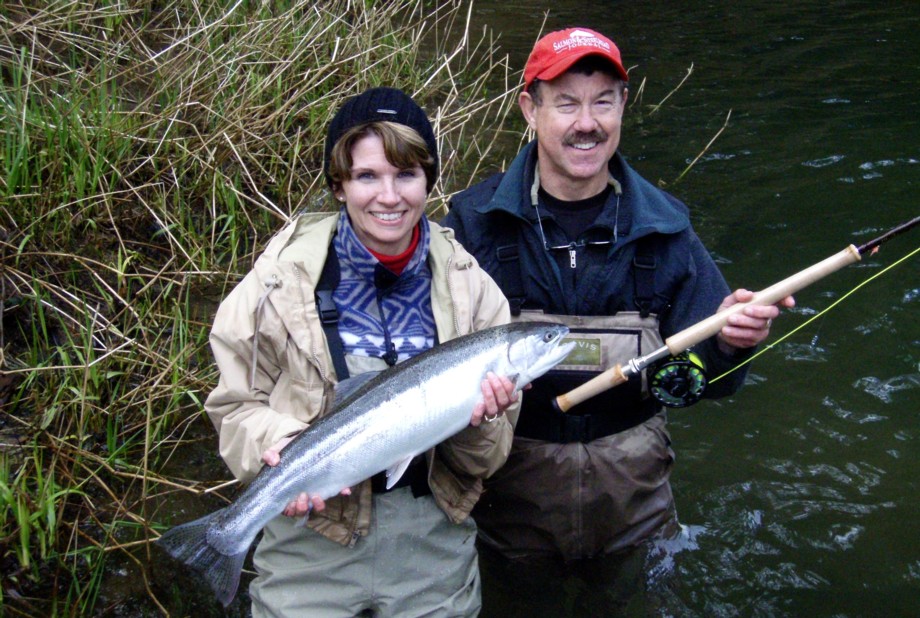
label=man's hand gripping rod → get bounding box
[553,216,920,413]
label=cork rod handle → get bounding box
[665,245,860,353]
[553,245,861,413]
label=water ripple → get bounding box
[700,152,737,162]
[802,155,845,168]
[829,523,863,549]
[754,562,829,590]
[806,420,863,446]
[908,561,920,581]
[679,474,897,616]
[779,341,830,362]
[852,373,920,402]
[838,157,919,183]
[821,396,888,424]
[743,371,769,386]
[647,523,706,586]
[779,498,882,521]
[788,304,819,317]
[853,312,895,335]
[859,159,897,170]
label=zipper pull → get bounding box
[569,245,577,269]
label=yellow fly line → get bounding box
[709,244,920,384]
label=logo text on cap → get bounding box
[553,30,611,55]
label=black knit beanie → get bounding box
[324,87,439,191]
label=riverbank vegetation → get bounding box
[0,1,517,614]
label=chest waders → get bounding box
[496,235,665,443]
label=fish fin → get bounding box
[333,372,381,404]
[156,509,248,607]
[385,456,414,490]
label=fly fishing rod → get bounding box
[553,215,920,413]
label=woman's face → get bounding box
[336,133,428,255]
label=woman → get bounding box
[204,87,517,617]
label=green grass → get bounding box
[0,0,517,613]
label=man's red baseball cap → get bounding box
[523,28,628,89]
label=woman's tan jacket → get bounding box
[204,213,515,545]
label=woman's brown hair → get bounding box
[328,121,437,193]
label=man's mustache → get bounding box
[564,130,608,146]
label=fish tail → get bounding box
[155,510,248,607]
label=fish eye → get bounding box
[544,331,555,342]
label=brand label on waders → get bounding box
[557,336,603,369]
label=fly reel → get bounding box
[649,351,707,408]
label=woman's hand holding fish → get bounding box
[262,437,352,516]
[470,372,518,427]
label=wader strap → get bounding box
[315,245,350,381]
[515,398,660,443]
[633,235,658,318]
[496,244,526,316]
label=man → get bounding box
[442,27,792,610]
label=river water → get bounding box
[464,1,920,616]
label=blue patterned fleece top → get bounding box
[331,210,436,363]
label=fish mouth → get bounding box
[530,338,576,383]
[511,325,575,386]
[543,338,576,369]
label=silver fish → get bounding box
[156,322,574,606]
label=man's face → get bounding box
[520,70,627,200]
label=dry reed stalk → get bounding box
[1,0,519,612]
